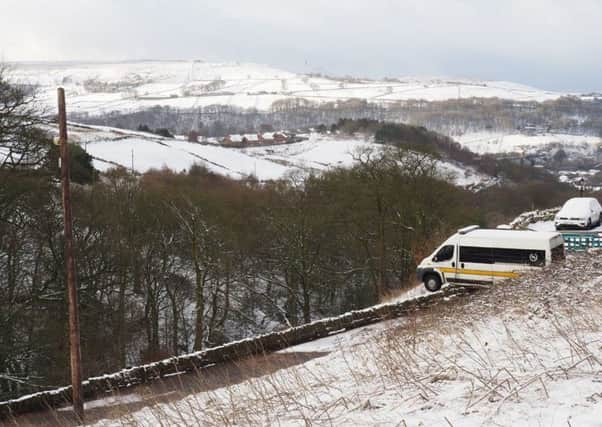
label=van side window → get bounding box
[433,245,454,262]
[460,246,545,266]
[492,248,545,266]
[460,246,493,264]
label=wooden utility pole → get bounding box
[58,88,84,421]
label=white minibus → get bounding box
[417,225,565,291]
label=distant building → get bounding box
[272,132,288,143]
[241,134,261,145]
[187,130,200,143]
[521,123,548,136]
[222,134,244,145]
[221,131,300,147]
[256,133,274,144]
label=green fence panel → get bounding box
[562,233,602,252]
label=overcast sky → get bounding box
[1,0,601,91]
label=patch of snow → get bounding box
[57,394,143,412]
[437,160,497,188]
[527,220,557,232]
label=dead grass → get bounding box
[9,253,602,426]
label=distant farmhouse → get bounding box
[520,123,551,136]
[221,131,303,147]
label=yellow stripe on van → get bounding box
[438,267,519,278]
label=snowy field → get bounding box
[77,252,602,426]
[56,123,495,188]
[8,61,570,115]
[455,131,601,155]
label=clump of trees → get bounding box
[331,118,568,185]
[136,124,174,138]
[0,143,478,400]
[0,66,47,172]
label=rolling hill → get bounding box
[10,60,570,116]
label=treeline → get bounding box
[70,96,602,138]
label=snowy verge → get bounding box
[87,253,602,426]
[0,284,472,418]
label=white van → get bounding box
[417,225,565,292]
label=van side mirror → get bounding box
[432,256,438,262]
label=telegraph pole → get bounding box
[58,88,84,421]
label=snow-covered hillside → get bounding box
[56,123,495,188]
[9,61,569,115]
[72,252,600,426]
[455,131,601,156]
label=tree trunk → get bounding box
[170,291,179,355]
[193,271,205,351]
[285,271,298,326]
[193,235,205,351]
[117,267,127,368]
[301,275,311,324]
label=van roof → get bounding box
[456,228,560,243]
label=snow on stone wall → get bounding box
[509,207,560,229]
[0,285,474,418]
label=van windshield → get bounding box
[433,245,454,262]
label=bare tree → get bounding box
[171,200,220,351]
[0,66,46,171]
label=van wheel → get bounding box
[424,274,442,292]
